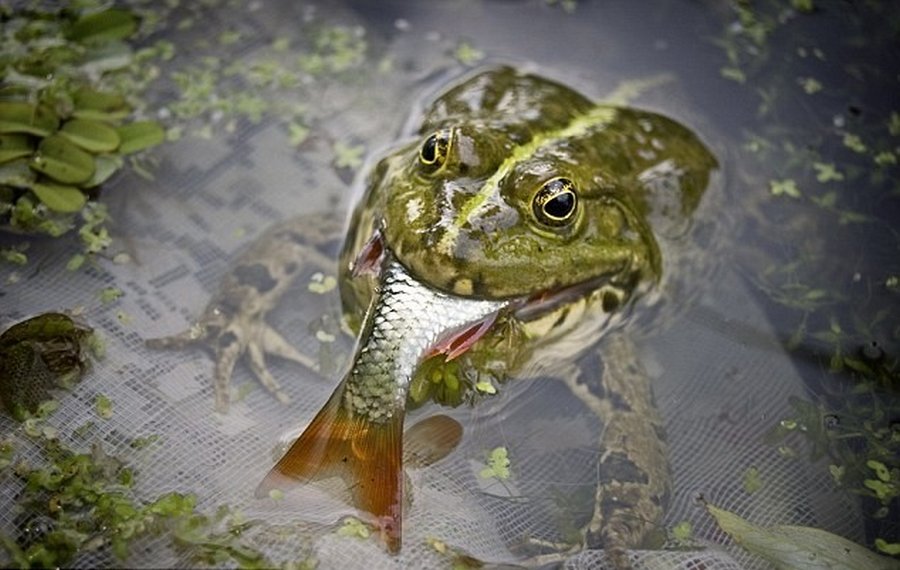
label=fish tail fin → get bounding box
[255,385,405,553]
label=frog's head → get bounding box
[372,68,717,304]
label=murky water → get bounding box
[1,1,898,568]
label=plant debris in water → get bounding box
[0,409,299,569]
[715,0,900,556]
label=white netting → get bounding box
[0,3,875,570]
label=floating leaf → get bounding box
[30,135,95,184]
[30,182,87,213]
[0,102,59,136]
[67,9,138,44]
[705,502,898,569]
[117,121,165,154]
[0,134,33,164]
[59,119,121,153]
[72,88,131,121]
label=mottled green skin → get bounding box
[0,313,93,420]
[340,66,716,306]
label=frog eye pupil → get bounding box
[419,129,452,170]
[545,192,574,218]
[421,136,438,163]
[533,177,578,226]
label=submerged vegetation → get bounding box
[715,0,900,557]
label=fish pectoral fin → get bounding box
[255,386,405,553]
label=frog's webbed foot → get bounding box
[146,215,342,412]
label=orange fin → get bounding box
[256,385,405,553]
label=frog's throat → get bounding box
[437,105,620,256]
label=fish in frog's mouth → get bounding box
[255,232,509,553]
[255,230,634,553]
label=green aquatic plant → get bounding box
[0,422,280,568]
[0,4,166,253]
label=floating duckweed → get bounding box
[769,178,800,198]
[798,77,822,94]
[742,466,763,494]
[95,394,113,419]
[99,287,123,304]
[307,272,337,294]
[480,447,511,480]
[474,381,497,395]
[875,538,900,556]
[671,520,693,541]
[842,133,867,153]
[812,162,844,182]
[332,141,365,170]
[336,517,370,539]
[454,41,485,65]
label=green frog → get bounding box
[0,313,95,421]
[148,66,717,567]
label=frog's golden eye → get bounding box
[418,128,452,171]
[533,177,578,226]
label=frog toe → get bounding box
[260,325,319,372]
[247,339,291,404]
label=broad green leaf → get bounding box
[72,87,131,121]
[30,183,87,213]
[83,154,122,188]
[705,502,899,569]
[0,102,59,136]
[0,134,34,164]
[117,121,165,154]
[30,135,95,184]
[67,9,138,44]
[59,119,121,153]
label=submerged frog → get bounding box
[0,313,95,421]
[149,67,717,566]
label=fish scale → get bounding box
[345,260,508,423]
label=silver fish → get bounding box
[256,259,507,552]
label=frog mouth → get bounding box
[352,228,631,361]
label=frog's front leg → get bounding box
[147,214,344,412]
[562,335,670,569]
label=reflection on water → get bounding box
[1,1,898,568]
